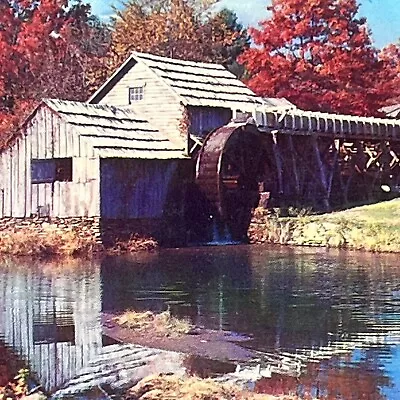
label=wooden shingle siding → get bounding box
[99,61,178,106]
[88,52,266,153]
[129,52,263,111]
[0,148,12,216]
[46,99,185,159]
[0,104,101,218]
[98,62,184,142]
[0,99,184,219]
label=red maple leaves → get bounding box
[0,0,107,147]
[0,1,68,140]
[240,0,400,116]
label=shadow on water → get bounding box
[1,248,400,398]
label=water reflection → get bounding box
[101,247,254,331]
[100,247,400,399]
[256,352,391,400]
[0,247,400,398]
[0,258,102,392]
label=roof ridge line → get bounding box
[45,98,143,116]
[132,51,224,69]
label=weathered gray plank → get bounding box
[25,130,32,216]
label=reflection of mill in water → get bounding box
[0,262,102,392]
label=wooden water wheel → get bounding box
[195,123,267,241]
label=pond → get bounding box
[1,245,400,399]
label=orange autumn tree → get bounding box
[107,0,248,74]
[0,0,109,148]
[0,0,66,146]
[240,0,396,116]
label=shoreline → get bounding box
[249,199,400,254]
[99,313,299,400]
[0,199,399,257]
[50,312,293,399]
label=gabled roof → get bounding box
[44,99,187,159]
[89,52,264,110]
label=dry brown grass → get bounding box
[123,374,294,400]
[113,310,194,337]
[0,228,97,256]
[0,228,158,257]
[108,234,158,254]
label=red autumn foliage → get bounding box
[0,342,27,399]
[0,0,109,148]
[378,44,400,105]
[240,0,400,116]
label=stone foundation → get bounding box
[0,216,102,241]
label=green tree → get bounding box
[210,8,250,77]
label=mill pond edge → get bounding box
[0,198,398,257]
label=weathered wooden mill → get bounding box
[1,51,400,244]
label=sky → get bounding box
[87,0,400,49]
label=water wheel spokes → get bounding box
[195,123,267,241]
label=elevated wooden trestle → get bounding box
[195,107,400,239]
[255,107,400,210]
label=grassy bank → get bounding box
[249,199,400,253]
[0,228,96,256]
[5,372,296,400]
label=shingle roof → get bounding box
[133,52,263,109]
[88,52,264,110]
[44,99,187,159]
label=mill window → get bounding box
[129,85,145,103]
[31,158,72,183]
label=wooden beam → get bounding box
[311,136,330,211]
[271,131,284,197]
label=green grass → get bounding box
[323,199,400,228]
[250,199,400,253]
